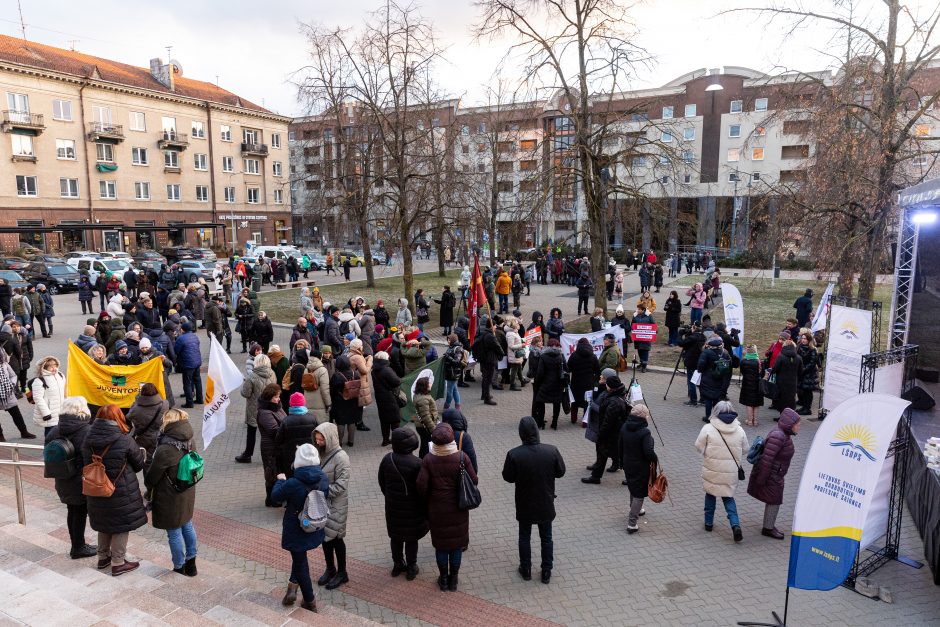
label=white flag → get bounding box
[202,335,244,448]
[811,283,834,333]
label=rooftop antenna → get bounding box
[215,75,219,85]
[16,0,27,40]
[165,45,173,62]
[67,39,79,51]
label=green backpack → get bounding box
[173,451,205,492]
[711,355,731,378]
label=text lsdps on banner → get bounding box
[65,340,165,408]
[787,393,910,591]
[560,326,626,360]
[822,305,873,412]
[203,335,244,449]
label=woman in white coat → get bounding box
[31,356,66,436]
[694,400,748,542]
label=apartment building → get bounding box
[289,64,940,254]
[0,35,291,253]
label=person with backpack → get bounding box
[126,383,168,466]
[619,404,657,534]
[442,334,466,411]
[272,443,328,613]
[143,408,200,577]
[313,422,351,591]
[236,354,277,464]
[275,393,320,477]
[44,396,95,558]
[378,427,428,580]
[747,408,801,540]
[696,337,732,422]
[31,356,65,436]
[81,404,147,576]
[329,355,362,447]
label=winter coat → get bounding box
[329,368,362,426]
[771,345,802,409]
[403,340,431,374]
[174,331,201,370]
[257,399,285,463]
[747,409,799,505]
[396,307,413,327]
[323,316,342,354]
[75,333,97,354]
[598,344,621,372]
[413,393,439,433]
[793,295,814,326]
[374,306,390,331]
[253,317,274,346]
[240,364,276,427]
[357,311,376,356]
[372,358,402,427]
[739,356,764,407]
[315,423,350,540]
[534,346,567,404]
[204,302,224,336]
[78,279,94,302]
[143,420,196,530]
[501,416,566,524]
[680,330,705,369]
[275,409,319,476]
[136,305,161,333]
[664,297,682,329]
[506,329,525,365]
[26,290,44,317]
[619,413,657,498]
[597,387,629,454]
[416,445,477,551]
[32,369,66,427]
[271,465,329,552]
[443,344,466,381]
[567,343,600,408]
[473,328,503,365]
[495,272,512,295]
[697,346,732,401]
[304,358,331,415]
[435,291,455,328]
[0,327,31,375]
[695,415,749,498]
[631,312,655,351]
[126,393,168,464]
[105,319,126,354]
[797,344,819,391]
[45,413,90,506]
[348,348,373,406]
[81,419,147,534]
[377,428,429,541]
[442,409,478,473]
[545,312,565,340]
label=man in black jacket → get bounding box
[323,306,343,355]
[502,416,566,584]
[582,376,629,484]
[474,318,503,406]
[679,323,706,407]
[123,267,138,299]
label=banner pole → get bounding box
[783,587,789,625]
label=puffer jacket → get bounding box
[315,423,350,540]
[348,347,373,406]
[143,420,196,530]
[545,309,565,340]
[304,357,331,415]
[45,413,90,506]
[747,408,799,506]
[413,393,439,433]
[32,369,66,427]
[377,428,429,542]
[81,419,147,534]
[272,464,329,552]
[174,331,201,370]
[275,408,319,476]
[403,340,431,374]
[501,416,566,524]
[126,393,168,464]
[506,328,525,364]
[442,409,477,473]
[240,364,276,427]
[694,413,749,498]
[416,437,477,551]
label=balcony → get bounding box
[241,142,269,157]
[1,111,45,135]
[158,131,189,150]
[11,153,37,163]
[86,122,124,143]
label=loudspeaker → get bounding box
[902,386,936,411]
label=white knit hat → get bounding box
[293,443,320,469]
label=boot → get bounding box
[356,421,370,432]
[437,564,448,591]
[183,557,197,576]
[391,562,407,577]
[300,600,317,612]
[570,408,578,424]
[325,570,348,590]
[282,582,299,606]
[406,563,419,581]
[447,565,459,591]
[317,567,336,586]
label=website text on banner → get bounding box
[560,326,626,359]
[721,283,745,359]
[65,341,165,408]
[202,335,244,449]
[822,305,873,412]
[787,393,910,591]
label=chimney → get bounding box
[150,57,173,90]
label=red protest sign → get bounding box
[523,326,542,346]
[631,322,658,342]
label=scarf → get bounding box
[431,441,458,457]
[0,362,15,405]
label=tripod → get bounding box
[664,348,686,401]
[630,356,664,446]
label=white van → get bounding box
[67,256,133,284]
[252,245,303,262]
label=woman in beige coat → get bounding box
[313,422,350,591]
[694,400,749,542]
[236,354,276,463]
[303,349,332,418]
[347,339,373,407]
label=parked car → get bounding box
[174,260,216,283]
[192,247,217,262]
[337,250,365,267]
[253,245,303,263]
[66,257,133,285]
[132,250,167,265]
[304,253,326,270]
[63,251,101,260]
[28,254,67,263]
[0,257,30,271]
[0,270,29,291]
[161,247,198,263]
[98,251,134,262]
[23,262,81,294]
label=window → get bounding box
[91,105,112,127]
[288,131,296,141]
[461,125,470,136]
[305,180,320,191]
[916,124,931,137]
[129,111,146,131]
[729,124,741,138]
[132,147,148,165]
[683,173,693,184]
[754,97,768,111]
[243,128,259,144]
[519,159,537,171]
[730,100,743,114]
[134,181,150,200]
[781,144,810,159]
[683,127,695,141]
[56,139,76,160]
[752,172,761,181]
[662,106,674,119]
[164,150,179,169]
[497,181,513,193]
[631,156,647,168]
[220,125,232,141]
[682,150,695,163]
[659,155,671,165]
[244,159,260,174]
[161,116,177,138]
[11,134,33,156]
[751,147,764,160]
[96,143,114,162]
[16,175,37,197]
[52,99,72,121]
[191,121,205,138]
[271,133,281,148]
[7,93,29,119]
[477,122,486,133]
[273,161,283,176]
[166,184,181,201]
[498,141,514,153]
[224,186,235,203]
[99,180,116,199]
[728,173,740,182]
[246,187,260,204]
[476,163,485,173]
[193,153,208,170]
[497,160,513,173]
[477,143,486,152]
[684,104,697,117]
[222,156,234,172]
[59,178,78,198]
[461,145,470,155]
[195,185,208,202]
[661,131,673,143]
[520,139,537,151]
[727,148,741,162]
[273,189,283,204]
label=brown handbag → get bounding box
[648,461,668,504]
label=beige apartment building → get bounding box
[0,34,292,253]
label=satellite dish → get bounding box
[169,59,184,76]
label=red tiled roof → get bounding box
[0,34,271,114]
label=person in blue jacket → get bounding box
[174,321,202,408]
[272,443,329,613]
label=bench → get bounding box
[275,280,317,290]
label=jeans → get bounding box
[435,548,462,572]
[686,368,698,403]
[704,494,740,527]
[444,380,460,408]
[290,550,315,603]
[690,308,703,325]
[668,327,678,346]
[637,348,649,366]
[519,522,553,571]
[80,299,94,314]
[391,538,418,566]
[498,294,509,313]
[702,396,716,419]
[181,367,203,405]
[167,520,198,569]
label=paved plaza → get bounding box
[1,275,938,626]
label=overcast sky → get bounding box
[3,1,937,116]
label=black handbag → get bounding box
[760,374,778,400]
[456,433,481,510]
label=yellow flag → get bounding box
[65,341,166,408]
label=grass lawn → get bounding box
[259,269,463,324]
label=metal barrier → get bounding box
[0,442,44,525]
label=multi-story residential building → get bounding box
[0,35,291,253]
[290,63,940,255]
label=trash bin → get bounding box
[252,276,261,292]
[773,266,781,279]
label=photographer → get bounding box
[678,322,706,408]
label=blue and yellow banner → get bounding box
[65,340,165,408]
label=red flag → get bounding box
[467,255,486,346]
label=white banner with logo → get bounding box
[560,326,626,361]
[811,283,835,333]
[721,283,745,357]
[822,305,873,412]
[202,335,245,448]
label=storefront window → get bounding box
[103,230,121,252]
[17,219,44,251]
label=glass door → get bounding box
[162,116,177,140]
[103,230,121,252]
[7,93,29,122]
[92,105,112,132]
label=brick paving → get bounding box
[1,282,938,626]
